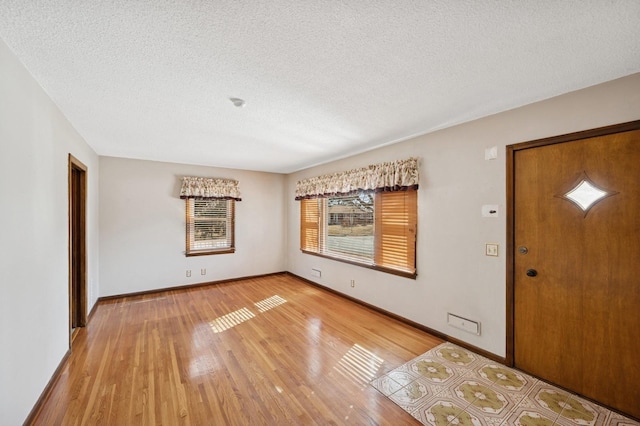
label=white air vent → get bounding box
[447,313,480,335]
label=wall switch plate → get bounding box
[485,243,499,257]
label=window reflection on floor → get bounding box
[334,344,384,386]
[209,307,256,333]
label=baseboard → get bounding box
[97,271,288,302]
[87,298,99,322]
[26,299,98,423]
[286,271,506,364]
[23,349,71,426]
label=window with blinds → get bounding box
[186,199,235,256]
[300,189,417,278]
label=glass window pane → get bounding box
[187,199,234,254]
[325,193,374,261]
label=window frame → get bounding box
[185,198,235,256]
[300,189,417,278]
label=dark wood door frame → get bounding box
[505,119,640,366]
[68,154,87,346]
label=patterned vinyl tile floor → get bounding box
[370,342,639,426]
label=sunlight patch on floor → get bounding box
[209,307,256,333]
[254,295,287,313]
[334,344,384,386]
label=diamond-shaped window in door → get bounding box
[558,173,618,216]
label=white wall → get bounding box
[0,38,100,424]
[286,73,640,358]
[99,157,286,296]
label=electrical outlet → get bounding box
[201,268,206,275]
[186,270,191,277]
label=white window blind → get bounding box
[186,199,235,255]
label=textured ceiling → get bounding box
[1,1,639,173]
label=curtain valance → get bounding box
[295,157,418,200]
[179,176,242,201]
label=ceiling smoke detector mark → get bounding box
[229,97,246,108]
[558,172,618,216]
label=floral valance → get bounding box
[295,157,419,200]
[179,176,242,201]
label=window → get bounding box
[301,189,417,278]
[186,198,235,256]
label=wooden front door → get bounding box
[509,122,640,419]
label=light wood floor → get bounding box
[31,273,442,425]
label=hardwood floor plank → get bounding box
[29,274,442,425]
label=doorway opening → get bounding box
[69,154,87,345]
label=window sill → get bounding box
[186,248,235,257]
[301,249,417,279]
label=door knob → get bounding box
[526,269,538,277]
